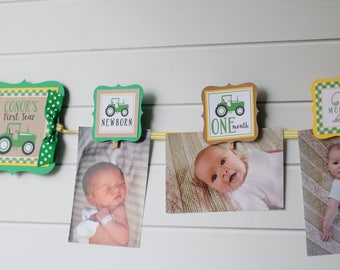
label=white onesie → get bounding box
[232,150,284,211]
[329,179,340,201]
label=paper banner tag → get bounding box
[311,77,340,139]
[201,83,258,144]
[0,80,64,174]
[92,84,143,143]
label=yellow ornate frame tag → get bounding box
[201,83,259,144]
[311,77,340,139]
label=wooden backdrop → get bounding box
[0,0,339,269]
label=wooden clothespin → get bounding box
[112,141,121,148]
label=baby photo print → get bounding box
[166,128,284,213]
[298,130,340,256]
[69,127,151,248]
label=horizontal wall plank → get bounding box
[0,165,76,224]
[0,164,305,230]
[0,0,339,54]
[0,42,339,105]
[0,223,335,270]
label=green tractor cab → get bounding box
[0,123,36,155]
[105,98,129,117]
[215,94,245,117]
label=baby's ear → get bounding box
[86,195,96,206]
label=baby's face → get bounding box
[328,147,340,179]
[195,146,247,192]
[88,168,126,210]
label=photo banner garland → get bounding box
[2,76,337,175]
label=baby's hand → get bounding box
[322,227,332,242]
[96,207,110,222]
[89,213,98,222]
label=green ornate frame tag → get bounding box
[201,83,259,144]
[311,77,340,139]
[0,80,64,174]
[92,84,143,142]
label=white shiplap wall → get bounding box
[0,0,339,269]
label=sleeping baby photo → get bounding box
[68,127,151,248]
[166,128,284,213]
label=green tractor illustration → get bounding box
[0,123,36,155]
[105,97,129,117]
[215,94,245,117]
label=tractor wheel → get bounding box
[105,106,115,117]
[0,136,12,154]
[215,105,228,117]
[121,108,129,117]
[235,106,245,116]
[22,141,35,155]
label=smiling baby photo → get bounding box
[166,128,284,213]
